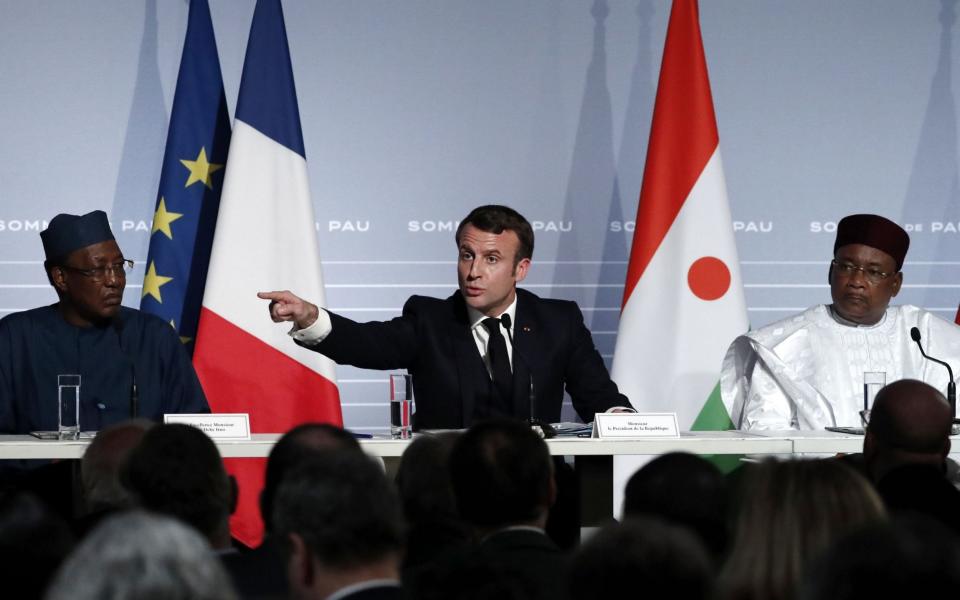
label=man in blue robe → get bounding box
[0,210,208,434]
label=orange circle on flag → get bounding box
[687,256,731,301]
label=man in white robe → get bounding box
[722,214,960,431]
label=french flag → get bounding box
[193,0,342,546]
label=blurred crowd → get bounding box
[4,379,960,600]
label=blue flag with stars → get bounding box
[140,0,231,355]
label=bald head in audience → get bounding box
[864,379,953,481]
[261,423,363,533]
[80,419,153,515]
[121,423,236,551]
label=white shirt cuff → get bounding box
[289,308,332,344]
[606,406,636,413]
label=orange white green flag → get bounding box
[611,0,747,432]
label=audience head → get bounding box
[45,510,238,600]
[121,423,235,549]
[273,451,404,600]
[719,458,886,600]
[80,418,153,514]
[0,492,75,600]
[449,418,555,532]
[261,422,363,532]
[569,519,714,600]
[396,431,461,523]
[623,452,729,561]
[864,379,953,481]
[801,516,960,600]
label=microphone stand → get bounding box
[501,314,556,439]
[114,316,138,419]
[911,327,958,423]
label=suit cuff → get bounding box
[289,309,332,344]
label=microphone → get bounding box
[910,326,957,420]
[113,316,138,419]
[499,314,555,439]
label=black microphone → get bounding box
[113,316,138,419]
[500,314,555,439]
[910,326,957,419]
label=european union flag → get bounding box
[140,0,230,355]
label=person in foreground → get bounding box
[273,451,404,600]
[259,205,630,429]
[45,511,238,600]
[222,423,364,600]
[0,210,208,434]
[863,379,960,533]
[801,517,960,599]
[718,458,886,600]
[446,418,566,600]
[121,423,236,552]
[569,518,713,600]
[622,452,729,564]
[721,213,960,430]
[75,419,153,535]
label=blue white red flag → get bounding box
[193,0,342,546]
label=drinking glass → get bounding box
[390,373,413,439]
[58,374,81,440]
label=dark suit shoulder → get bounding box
[476,529,567,600]
[402,293,467,322]
[515,289,584,329]
[516,288,579,313]
[480,528,563,553]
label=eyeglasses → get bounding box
[60,259,134,282]
[830,259,894,284]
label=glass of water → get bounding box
[58,374,81,440]
[861,371,886,426]
[390,373,413,439]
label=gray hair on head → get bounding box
[45,510,238,600]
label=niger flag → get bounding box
[611,0,747,431]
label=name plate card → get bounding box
[592,412,680,439]
[164,414,251,440]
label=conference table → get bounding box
[0,429,868,525]
[0,429,867,459]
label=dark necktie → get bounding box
[482,317,514,403]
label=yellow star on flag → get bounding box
[142,261,174,303]
[151,197,184,239]
[169,319,193,345]
[180,147,224,189]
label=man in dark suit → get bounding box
[259,205,631,429]
[222,423,364,600]
[273,451,404,600]
[447,418,567,600]
[121,423,236,552]
[863,379,960,534]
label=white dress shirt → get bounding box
[466,297,518,377]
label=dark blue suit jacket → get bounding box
[301,288,630,429]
